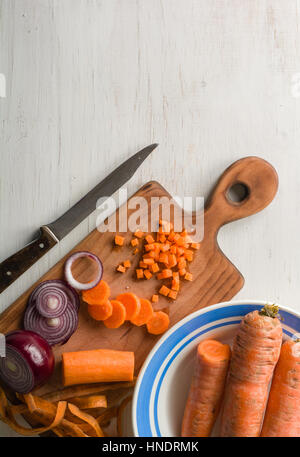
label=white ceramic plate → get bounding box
[132,300,300,437]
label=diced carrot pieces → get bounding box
[103,300,126,328]
[117,265,126,273]
[168,254,177,268]
[184,272,193,281]
[136,269,144,279]
[159,234,166,243]
[170,245,177,254]
[160,244,170,252]
[179,268,187,277]
[173,271,179,279]
[144,270,153,280]
[173,233,180,243]
[139,261,148,269]
[114,235,125,246]
[143,258,154,265]
[134,230,144,239]
[146,311,170,335]
[133,248,139,255]
[150,263,160,273]
[159,285,170,296]
[82,280,111,305]
[159,253,169,264]
[151,294,159,303]
[168,290,178,300]
[131,238,139,247]
[171,279,180,291]
[123,260,131,268]
[130,298,154,326]
[176,247,185,256]
[168,231,175,242]
[145,234,155,244]
[178,257,187,270]
[157,273,164,280]
[145,243,155,252]
[88,301,113,321]
[185,250,194,261]
[116,293,141,321]
[191,242,201,250]
[176,236,185,246]
[162,269,172,279]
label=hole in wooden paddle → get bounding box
[227,182,249,204]
[71,256,100,284]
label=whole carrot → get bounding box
[181,339,231,437]
[261,339,300,437]
[220,305,282,437]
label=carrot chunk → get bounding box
[144,243,155,252]
[159,253,169,264]
[151,294,159,303]
[136,269,144,279]
[162,269,172,279]
[116,293,141,321]
[103,300,126,329]
[184,272,193,281]
[82,280,111,305]
[144,270,153,280]
[116,265,126,273]
[133,248,139,255]
[179,268,187,277]
[178,257,187,270]
[185,250,194,262]
[88,301,113,321]
[159,285,170,296]
[114,235,125,246]
[131,238,139,247]
[139,261,148,269]
[168,290,178,300]
[150,263,160,273]
[143,258,154,265]
[191,242,201,250]
[62,348,134,386]
[146,311,170,335]
[171,279,180,291]
[145,234,155,244]
[123,260,131,268]
[168,254,177,268]
[134,230,144,239]
[130,298,154,326]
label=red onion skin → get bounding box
[5,330,55,389]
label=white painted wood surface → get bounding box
[1,0,300,436]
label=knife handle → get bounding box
[0,227,58,294]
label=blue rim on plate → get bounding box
[132,300,300,437]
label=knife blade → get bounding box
[0,143,158,293]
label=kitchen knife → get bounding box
[0,144,158,293]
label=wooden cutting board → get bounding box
[0,156,278,398]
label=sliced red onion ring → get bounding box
[64,251,103,291]
[0,330,54,394]
[24,301,79,346]
[28,279,80,314]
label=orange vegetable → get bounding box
[133,248,139,255]
[62,349,135,386]
[131,238,139,247]
[181,339,231,437]
[179,268,187,276]
[116,265,126,273]
[116,292,141,320]
[161,268,172,279]
[134,230,144,238]
[185,250,194,262]
[123,260,131,268]
[191,242,201,250]
[68,395,107,410]
[146,311,170,335]
[168,254,177,268]
[82,280,111,305]
[103,300,126,328]
[144,270,153,280]
[131,298,154,326]
[88,301,113,321]
[178,257,187,270]
[184,272,193,281]
[151,294,159,303]
[159,253,169,264]
[145,243,155,252]
[143,258,154,265]
[145,234,155,244]
[220,306,282,437]
[261,339,300,437]
[171,279,180,291]
[159,285,170,296]
[136,269,144,279]
[168,290,178,300]
[150,263,160,273]
[114,235,125,246]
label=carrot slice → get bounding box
[62,349,134,386]
[82,280,111,305]
[131,298,154,326]
[147,311,170,335]
[88,301,113,321]
[103,300,126,328]
[116,292,141,320]
[67,403,104,437]
[114,235,125,246]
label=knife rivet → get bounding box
[39,243,45,249]
[6,271,12,276]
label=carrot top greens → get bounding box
[259,304,280,318]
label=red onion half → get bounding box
[0,330,54,394]
[64,251,103,291]
[28,279,80,315]
[24,301,79,346]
